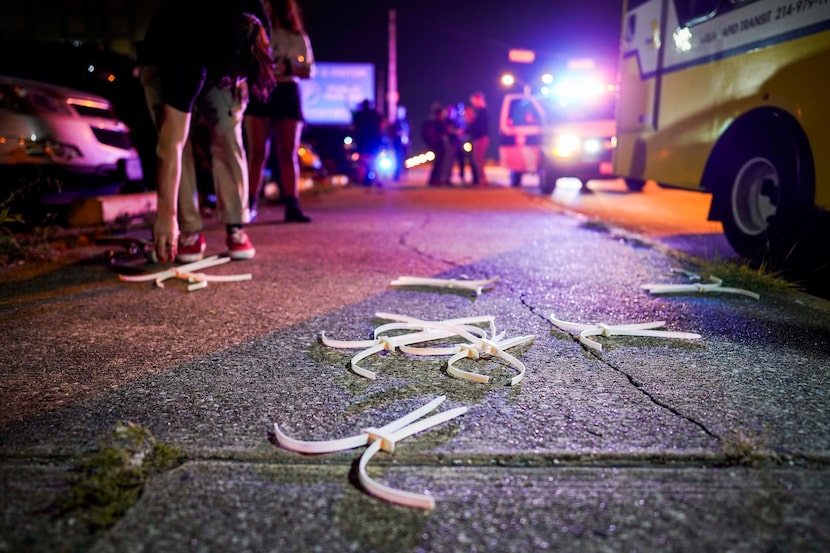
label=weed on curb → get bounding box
[55,421,183,531]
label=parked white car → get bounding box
[0,74,143,206]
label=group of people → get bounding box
[137,0,314,264]
[421,91,489,187]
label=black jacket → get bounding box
[138,0,270,78]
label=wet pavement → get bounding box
[1,171,829,552]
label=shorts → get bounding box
[245,80,303,120]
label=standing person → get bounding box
[468,91,490,186]
[441,104,463,186]
[351,99,384,184]
[421,102,446,186]
[453,102,471,184]
[389,105,410,182]
[245,0,314,223]
[137,0,275,264]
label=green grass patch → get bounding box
[577,219,612,233]
[679,256,800,295]
[0,185,29,265]
[56,421,183,530]
[717,427,783,467]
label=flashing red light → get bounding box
[508,49,536,63]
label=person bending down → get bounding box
[137,0,276,263]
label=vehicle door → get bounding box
[498,93,546,174]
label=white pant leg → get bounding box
[139,64,203,233]
[193,82,250,225]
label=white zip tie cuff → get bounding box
[403,334,535,385]
[117,255,252,291]
[273,396,467,509]
[390,276,500,296]
[550,314,702,352]
[642,274,760,299]
[322,313,533,384]
[376,312,498,339]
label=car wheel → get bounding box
[624,178,646,192]
[540,169,558,194]
[510,171,523,187]
[718,131,809,265]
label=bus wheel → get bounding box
[510,171,523,187]
[624,178,646,192]
[719,142,805,265]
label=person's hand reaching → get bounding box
[153,214,179,264]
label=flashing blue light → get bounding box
[377,151,395,174]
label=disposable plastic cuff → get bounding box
[403,334,534,385]
[375,313,497,338]
[119,255,251,291]
[641,275,759,299]
[323,329,461,380]
[550,314,701,352]
[322,314,508,380]
[273,396,467,509]
[118,255,231,282]
[358,405,467,510]
[390,276,500,296]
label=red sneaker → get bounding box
[227,228,255,260]
[176,232,206,263]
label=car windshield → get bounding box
[539,87,616,123]
[542,95,615,122]
[505,98,543,127]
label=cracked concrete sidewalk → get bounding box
[1,184,829,552]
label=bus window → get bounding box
[675,0,721,27]
[675,0,762,27]
[674,0,721,26]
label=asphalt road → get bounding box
[1,172,829,552]
[503,170,830,301]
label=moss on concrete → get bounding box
[56,421,183,530]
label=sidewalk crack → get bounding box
[518,291,718,440]
[398,215,463,268]
[594,353,719,440]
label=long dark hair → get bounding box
[235,12,277,102]
[269,0,305,34]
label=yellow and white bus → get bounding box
[614,0,830,263]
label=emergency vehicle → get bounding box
[614,0,830,264]
[498,92,545,188]
[498,59,618,193]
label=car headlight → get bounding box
[553,133,580,158]
[583,138,602,154]
[22,138,83,161]
[9,86,74,116]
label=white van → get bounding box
[498,60,618,193]
[498,93,546,188]
[540,67,617,193]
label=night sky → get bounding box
[301,0,624,150]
